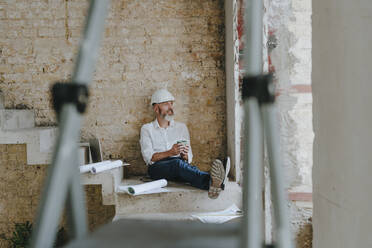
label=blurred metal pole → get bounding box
[30,1,110,247]
[240,0,264,247]
[262,104,292,248]
[240,0,292,247]
[242,0,263,76]
[241,97,264,248]
[241,75,293,248]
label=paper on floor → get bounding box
[191,204,242,224]
[116,179,168,196]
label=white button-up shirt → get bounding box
[140,118,193,165]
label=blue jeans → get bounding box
[148,157,210,190]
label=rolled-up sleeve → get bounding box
[140,126,154,165]
[183,124,193,164]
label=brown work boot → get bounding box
[208,159,225,199]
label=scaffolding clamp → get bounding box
[52,83,89,115]
[242,74,275,104]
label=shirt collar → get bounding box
[152,118,175,129]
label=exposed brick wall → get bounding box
[0,0,226,244]
[0,144,115,247]
[85,184,115,231]
[0,0,226,174]
[0,144,46,248]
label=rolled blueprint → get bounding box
[79,160,111,173]
[90,160,126,174]
[117,179,168,196]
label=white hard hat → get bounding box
[151,89,175,105]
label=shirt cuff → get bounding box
[146,153,155,165]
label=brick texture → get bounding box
[0,0,227,174]
[0,144,115,247]
[0,0,226,245]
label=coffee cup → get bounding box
[177,140,188,146]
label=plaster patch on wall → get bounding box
[262,0,313,245]
[289,93,313,189]
[277,94,302,188]
[181,71,201,81]
[264,0,313,190]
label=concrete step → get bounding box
[113,210,243,224]
[81,166,123,206]
[65,218,239,248]
[114,177,242,216]
[0,109,35,130]
[0,126,58,165]
[113,212,197,222]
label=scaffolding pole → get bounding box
[29,1,110,247]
